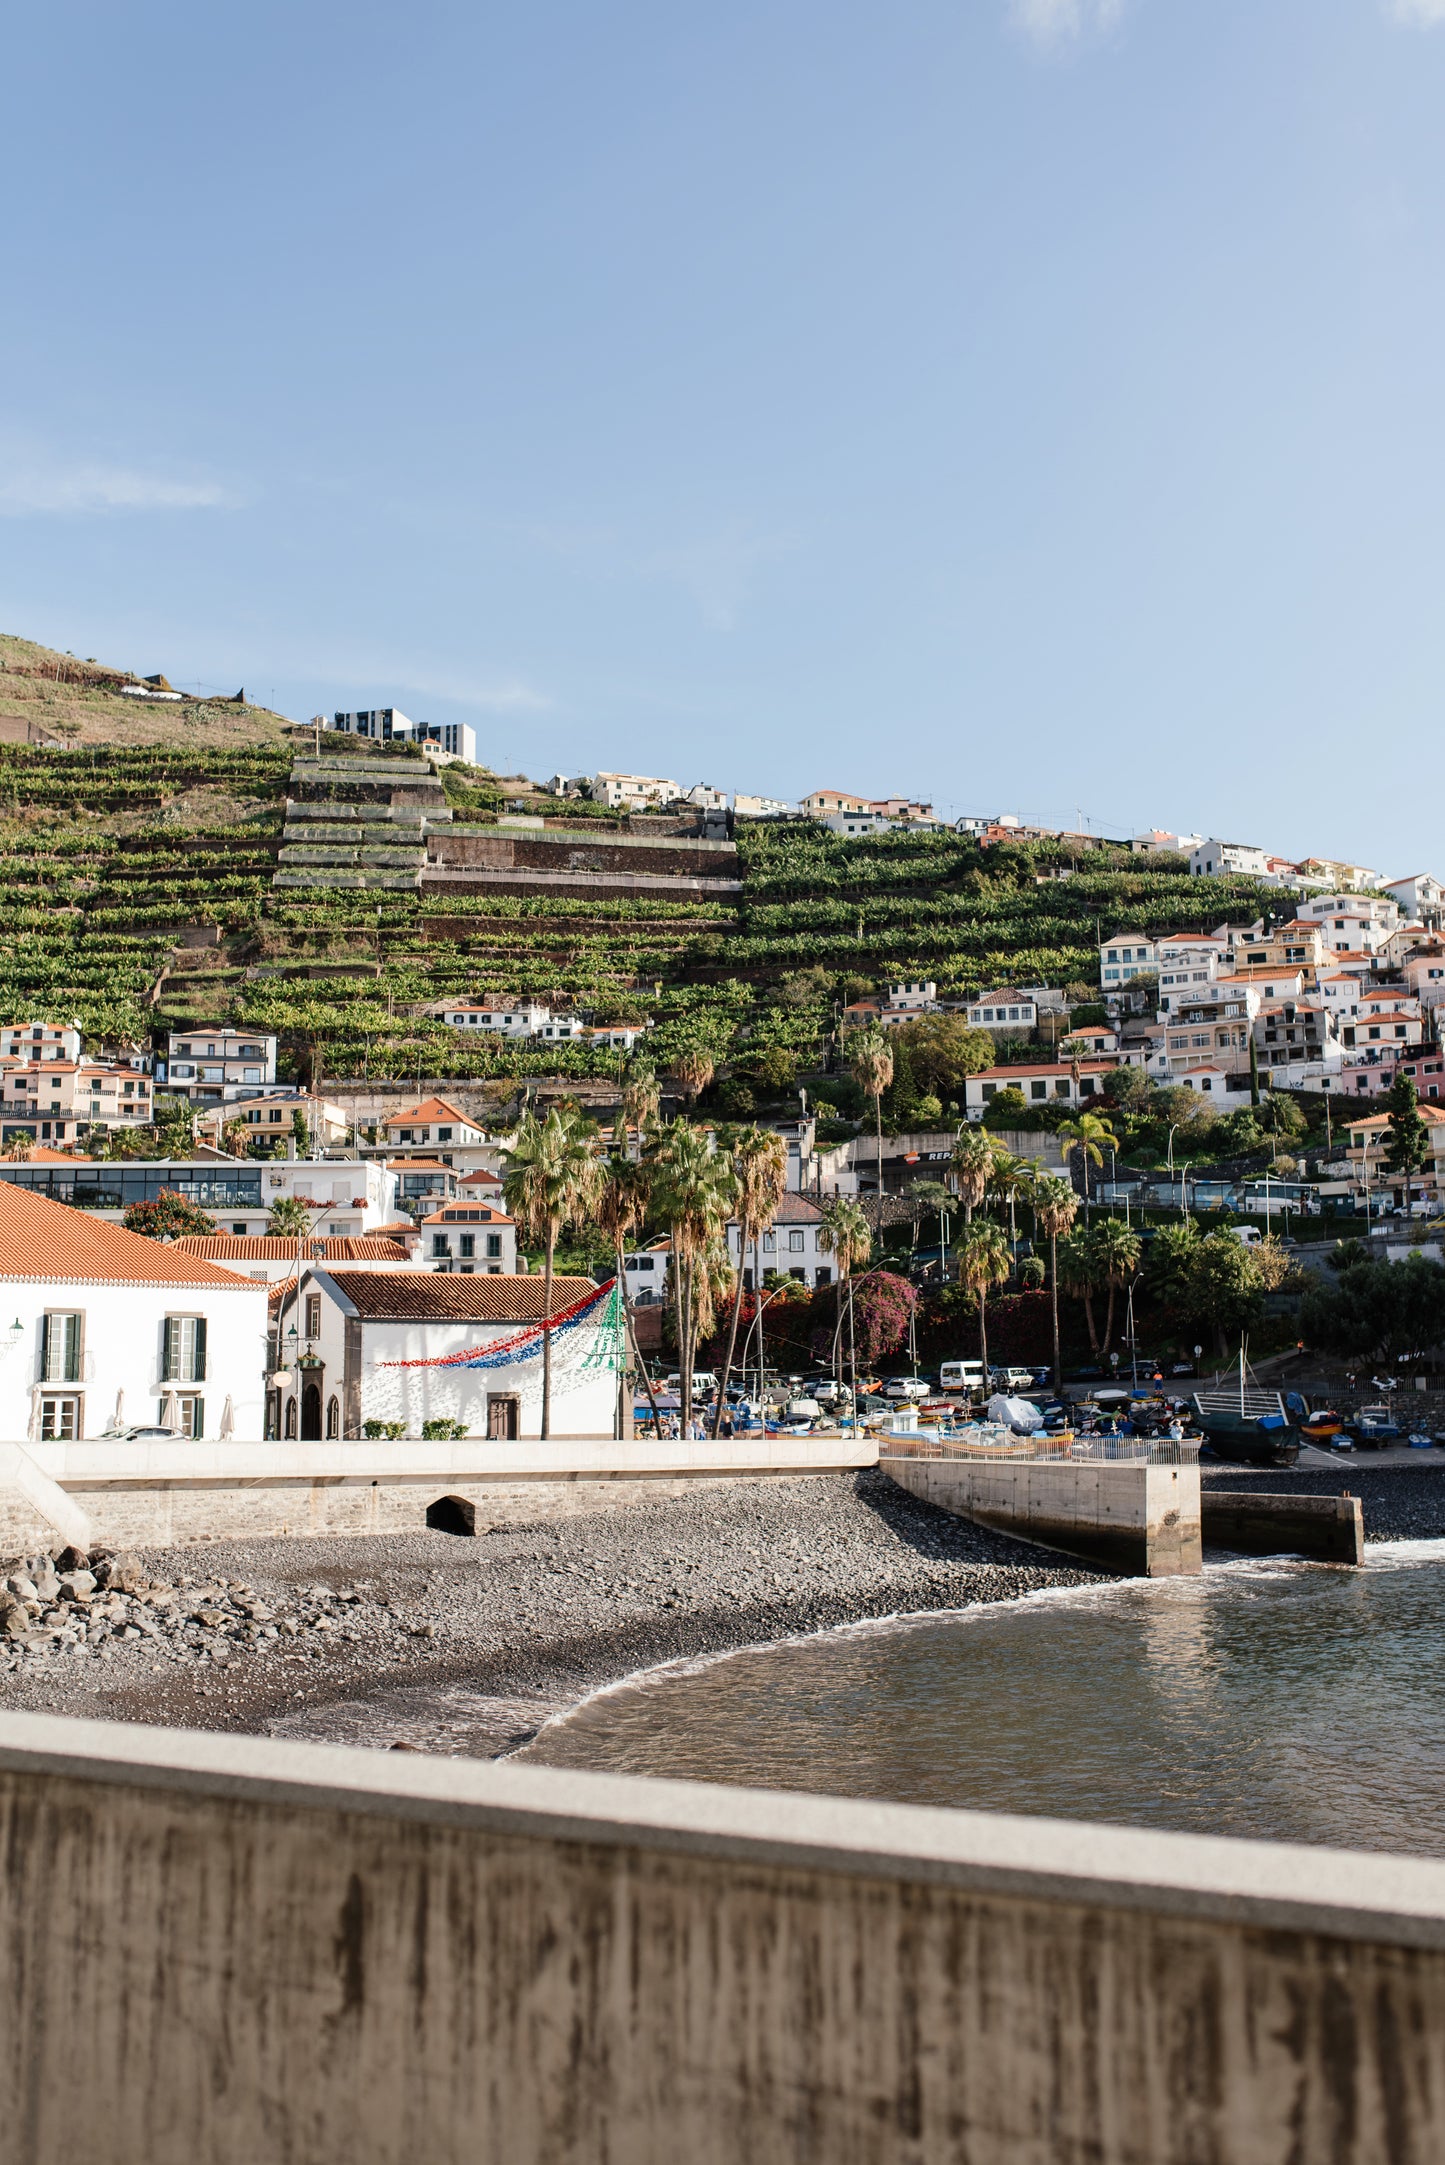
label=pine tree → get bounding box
[1384,1072,1430,1179]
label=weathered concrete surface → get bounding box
[0,1434,876,1551]
[885,1454,1203,1576]
[1204,1487,1366,1565]
[2,1712,1445,2164]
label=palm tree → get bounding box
[955,1219,1012,1388]
[222,1116,250,1159]
[266,1194,311,1236]
[596,1155,659,1438]
[819,1195,872,1396]
[502,1105,604,1438]
[1032,1173,1079,1391]
[1092,1218,1143,1360]
[1056,1110,1118,1220]
[714,1125,789,1436]
[987,1148,1030,1254]
[1057,1227,1102,1358]
[669,1047,715,1111]
[646,1117,736,1427]
[4,1133,32,1162]
[619,1060,661,1138]
[949,1126,997,1224]
[849,1028,894,1207]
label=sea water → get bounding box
[520,1542,1445,1856]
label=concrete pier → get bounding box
[1203,1487,1365,1565]
[2,1710,1445,2163]
[884,1452,1203,1575]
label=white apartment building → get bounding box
[162,1029,278,1102]
[1099,934,1158,987]
[1296,893,1401,950]
[887,980,938,1012]
[590,772,680,810]
[0,1182,269,1442]
[1189,840,1272,879]
[1382,874,1445,920]
[623,1239,670,1306]
[733,794,794,819]
[1155,936,1224,1015]
[680,783,729,811]
[0,1021,81,1064]
[1130,831,1202,856]
[0,1157,398,1240]
[0,1058,153,1145]
[330,709,477,762]
[382,1098,489,1150]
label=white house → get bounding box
[733,794,794,820]
[0,1182,269,1442]
[820,811,894,838]
[1189,840,1272,879]
[382,1097,488,1150]
[418,1202,517,1273]
[162,1028,278,1102]
[590,772,680,810]
[1154,935,1225,1015]
[887,979,938,1013]
[1130,831,1202,856]
[1099,934,1158,987]
[623,1238,671,1307]
[304,1270,618,1439]
[724,1193,834,1289]
[966,990,1038,1032]
[1295,893,1401,950]
[1382,874,1445,920]
[962,1059,1120,1118]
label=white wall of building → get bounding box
[0,1279,269,1442]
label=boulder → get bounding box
[58,1571,97,1603]
[98,1552,150,1594]
[53,1546,90,1574]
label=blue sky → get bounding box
[4,0,1444,871]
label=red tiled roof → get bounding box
[174,1236,412,1263]
[384,1096,475,1127]
[0,1183,262,1288]
[727,1191,823,1226]
[318,1269,597,1321]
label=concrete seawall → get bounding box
[884,1453,1202,1576]
[1204,1488,1365,1565]
[2,1710,1444,2163]
[0,1434,877,1552]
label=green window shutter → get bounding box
[162,1317,179,1382]
[39,1314,50,1382]
[193,1318,207,1383]
[64,1313,80,1384]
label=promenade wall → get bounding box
[1,1712,1443,2164]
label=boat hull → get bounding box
[1195,1415,1300,1470]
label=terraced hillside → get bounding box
[0,635,1291,1093]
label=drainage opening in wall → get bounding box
[426,1495,477,1537]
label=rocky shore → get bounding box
[0,1472,1109,1754]
[1,1464,1441,1758]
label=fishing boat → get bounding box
[1192,1347,1301,1468]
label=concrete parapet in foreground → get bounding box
[1,1711,1443,2163]
[884,1451,1203,1575]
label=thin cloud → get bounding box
[1009,0,1125,50]
[0,452,232,517]
[1385,0,1445,25]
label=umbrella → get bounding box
[219,1395,235,1441]
[159,1388,180,1433]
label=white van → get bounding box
[939,1360,986,1395]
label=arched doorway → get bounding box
[302,1382,323,1440]
[326,1395,340,1439]
[285,1397,298,1439]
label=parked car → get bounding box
[883,1376,930,1401]
[938,1360,986,1395]
[1169,1361,1197,1378]
[989,1366,1038,1393]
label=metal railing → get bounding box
[880,1428,1201,1466]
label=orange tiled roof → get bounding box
[174,1236,412,1263]
[384,1096,475,1127]
[0,1183,262,1288]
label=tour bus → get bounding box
[939,1360,986,1396]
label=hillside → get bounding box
[0,631,291,750]
[0,630,1292,1102]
